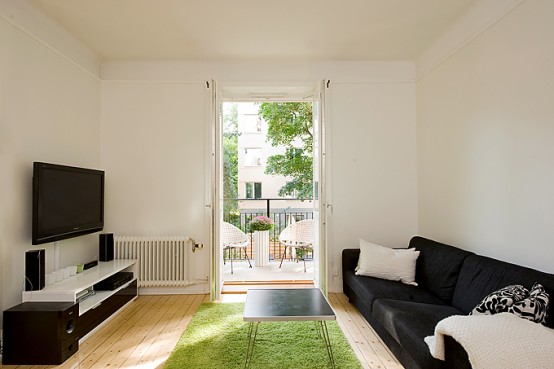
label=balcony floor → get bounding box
[223,258,314,282]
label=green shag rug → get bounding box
[164,302,362,369]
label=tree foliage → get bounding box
[223,104,239,217]
[258,102,313,199]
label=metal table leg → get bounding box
[245,322,259,369]
[318,321,336,369]
[314,320,322,339]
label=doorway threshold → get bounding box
[222,280,315,294]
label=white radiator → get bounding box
[114,236,193,288]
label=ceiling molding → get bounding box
[100,60,416,84]
[0,0,101,79]
[415,0,527,81]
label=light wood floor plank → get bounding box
[119,295,192,368]
[103,295,185,369]
[87,296,175,369]
[332,293,404,369]
[330,293,401,369]
[336,294,402,367]
[328,293,375,369]
[1,293,403,369]
[132,294,205,369]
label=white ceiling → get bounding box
[31,0,478,61]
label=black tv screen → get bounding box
[32,162,104,245]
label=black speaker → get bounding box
[2,302,79,365]
[25,249,45,291]
[99,233,114,261]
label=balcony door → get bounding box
[210,82,327,300]
[312,80,328,293]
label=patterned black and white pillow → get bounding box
[507,283,550,325]
[471,285,529,315]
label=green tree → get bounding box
[223,104,239,219]
[258,102,313,199]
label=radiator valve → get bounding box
[192,241,204,253]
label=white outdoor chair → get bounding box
[278,219,315,272]
[222,222,252,274]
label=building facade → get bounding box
[233,102,313,215]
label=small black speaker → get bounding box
[25,249,45,291]
[99,233,114,261]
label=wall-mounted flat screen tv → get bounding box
[32,162,104,245]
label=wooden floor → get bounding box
[0,293,403,369]
[328,294,404,369]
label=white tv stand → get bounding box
[22,259,137,315]
[6,260,138,365]
[22,259,137,344]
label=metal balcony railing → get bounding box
[222,198,314,262]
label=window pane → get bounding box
[242,114,262,133]
[244,148,262,166]
[246,183,253,199]
[254,182,262,199]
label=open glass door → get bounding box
[210,80,224,300]
[312,80,328,293]
[212,82,324,295]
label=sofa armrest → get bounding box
[342,248,360,273]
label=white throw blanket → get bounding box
[425,313,554,369]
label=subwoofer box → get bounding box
[2,302,79,365]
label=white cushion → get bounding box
[355,239,420,285]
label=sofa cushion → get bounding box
[409,236,473,303]
[373,299,463,369]
[356,239,420,285]
[343,269,448,313]
[507,283,550,324]
[452,254,554,328]
[470,284,529,315]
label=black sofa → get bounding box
[342,236,554,369]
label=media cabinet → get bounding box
[3,259,137,365]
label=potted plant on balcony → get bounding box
[249,216,274,267]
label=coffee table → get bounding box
[243,288,336,368]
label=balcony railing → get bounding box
[223,198,314,263]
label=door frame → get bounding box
[313,79,329,294]
[210,81,329,299]
[208,80,224,300]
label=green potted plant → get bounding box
[248,215,274,232]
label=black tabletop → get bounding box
[243,288,336,322]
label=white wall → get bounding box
[100,81,211,287]
[0,10,101,314]
[100,82,207,237]
[416,0,554,273]
[327,82,418,290]
[101,61,419,292]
